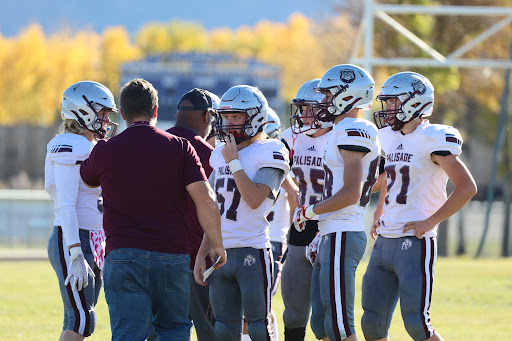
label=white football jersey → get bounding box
[45,133,103,247]
[318,118,381,235]
[210,139,290,249]
[268,187,291,245]
[378,120,463,238]
[281,128,332,220]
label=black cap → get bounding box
[177,88,214,111]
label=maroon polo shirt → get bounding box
[80,123,207,255]
[167,126,213,268]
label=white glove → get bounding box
[64,246,95,291]
[294,205,316,232]
[306,233,322,266]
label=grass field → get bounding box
[1,257,511,340]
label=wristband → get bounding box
[69,246,83,260]
[305,205,316,219]
[228,159,243,174]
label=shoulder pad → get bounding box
[425,124,463,155]
[47,134,93,165]
[258,140,290,173]
[423,124,461,139]
[333,119,379,153]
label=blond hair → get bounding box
[58,119,86,135]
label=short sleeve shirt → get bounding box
[80,123,207,255]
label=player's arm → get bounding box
[281,174,299,208]
[54,163,81,249]
[372,156,387,193]
[370,178,387,240]
[428,154,477,224]
[403,154,477,237]
[55,162,95,291]
[221,134,276,209]
[232,169,272,209]
[311,148,364,215]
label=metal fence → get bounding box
[0,189,509,259]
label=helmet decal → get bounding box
[340,69,356,83]
[411,79,427,95]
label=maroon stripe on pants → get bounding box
[58,227,90,335]
[78,287,91,335]
[427,238,435,336]
[329,232,350,341]
[420,238,429,339]
[58,228,80,333]
[339,232,351,337]
[259,249,273,341]
[270,243,285,296]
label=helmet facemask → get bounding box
[82,95,118,139]
[214,110,261,144]
[373,92,431,131]
[313,86,364,123]
[290,100,326,135]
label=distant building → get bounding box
[120,52,281,129]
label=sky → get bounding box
[0,0,337,37]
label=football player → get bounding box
[362,72,477,341]
[294,64,381,341]
[194,85,290,341]
[46,81,117,340]
[280,78,333,341]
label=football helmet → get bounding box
[214,85,268,144]
[264,107,281,139]
[290,79,333,135]
[61,81,118,139]
[208,91,221,110]
[314,64,374,123]
[373,72,434,131]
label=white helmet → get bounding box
[291,79,333,136]
[207,91,221,110]
[61,81,118,139]
[264,107,281,139]
[373,72,434,131]
[214,85,268,144]
[314,64,374,123]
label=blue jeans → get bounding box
[103,248,192,341]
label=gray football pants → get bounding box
[281,244,313,329]
[310,231,366,341]
[361,236,437,341]
[209,247,275,341]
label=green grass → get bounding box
[1,257,511,340]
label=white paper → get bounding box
[202,256,221,281]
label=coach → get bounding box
[167,88,220,341]
[80,78,226,341]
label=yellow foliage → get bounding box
[100,26,140,92]
[0,24,140,126]
[5,7,507,129]
[135,23,173,54]
[209,28,235,53]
